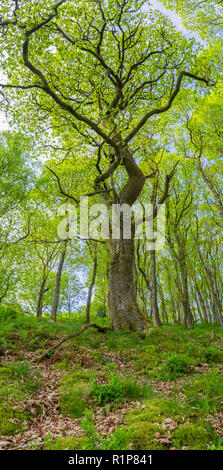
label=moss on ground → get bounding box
[43,436,86,450]
[126,400,164,425]
[172,423,210,450]
[0,362,40,402]
[0,402,29,436]
[0,312,223,449]
[131,423,167,450]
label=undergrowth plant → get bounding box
[81,409,134,450]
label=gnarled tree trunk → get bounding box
[108,237,147,331]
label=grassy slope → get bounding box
[0,310,223,450]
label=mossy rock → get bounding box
[0,403,28,436]
[126,400,164,424]
[213,349,223,363]
[131,423,167,450]
[44,436,86,450]
[60,369,95,386]
[126,398,188,426]
[0,366,13,379]
[52,359,70,370]
[59,371,92,418]
[0,365,24,401]
[59,388,88,418]
[172,423,210,450]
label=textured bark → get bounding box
[50,240,68,321]
[104,143,148,332]
[108,238,148,331]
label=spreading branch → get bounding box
[33,322,111,362]
[126,72,214,143]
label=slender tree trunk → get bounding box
[197,160,223,219]
[194,237,223,327]
[178,246,193,328]
[50,241,68,321]
[108,238,148,331]
[36,276,46,318]
[194,290,204,323]
[68,296,71,319]
[158,282,168,324]
[194,280,208,322]
[150,248,162,326]
[181,269,193,328]
[85,250,98,324]
[165,265,178,324]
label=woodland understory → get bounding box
[0,312,223,451]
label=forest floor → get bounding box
[0,312,223,451]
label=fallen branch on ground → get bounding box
[32,322,111,363]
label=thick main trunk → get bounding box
[97,140,147,331]
[108,238,148,331]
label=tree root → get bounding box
[32,322,111,363]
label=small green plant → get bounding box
[10,360,30,379]
[183,368,223,413]
[185,343,216,364]
[81,409,134,450]
[198,347,215,363]
[164,353,190,377]
[0,305,19,320]
[90,374,152,405]
[121,377,153,401]
[153,353,191,380]
[90,374,125,405]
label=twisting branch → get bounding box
[20,5,118,150]
[135,161,179,228]
[46,166,113,202]
[126,71,214,143]
[46,166,78,203]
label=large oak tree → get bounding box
[0,0,215,330]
